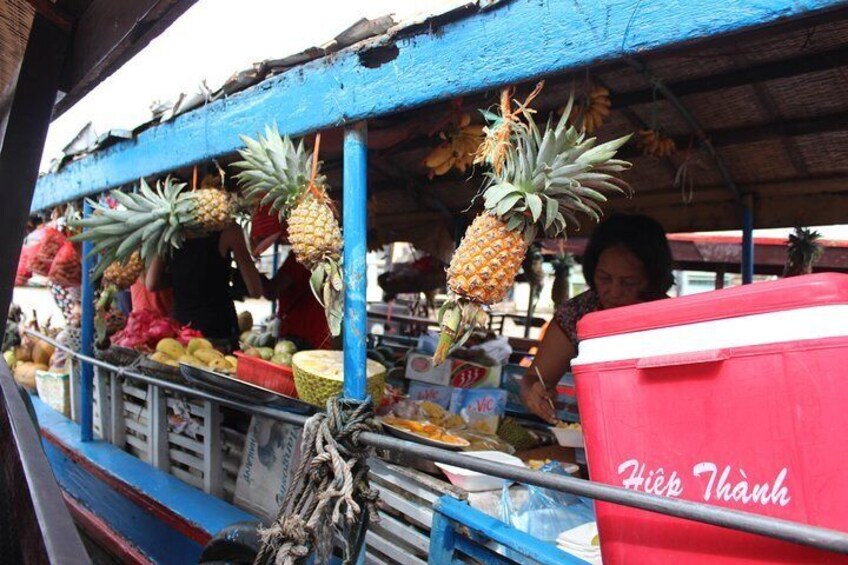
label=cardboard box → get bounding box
[405,352,502,388]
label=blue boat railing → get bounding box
[0,360,90,564]
[26,329,848,561]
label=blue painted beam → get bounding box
[32,396,256,563]
[31,0,847,211]
[343,122,368,401]
[433,496,588,565]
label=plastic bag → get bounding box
[48,240,81,287]
[470,335,513,365]
[16,245,38,286]
[500,461,595,543]
[31,227,67,276]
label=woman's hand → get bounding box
[520,375,559,424]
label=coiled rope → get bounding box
[254,397,381,565]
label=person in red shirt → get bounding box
[251,207,333,350]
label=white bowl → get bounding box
[435,451,526,492]
[551,426,584,448]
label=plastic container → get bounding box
[234,352,297,397]
[550,426,584,448]
[571,274,848,564]
[435,451,526,492]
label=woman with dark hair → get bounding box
[520,213,674,423]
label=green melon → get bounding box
[292,350,386,408]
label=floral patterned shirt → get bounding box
[553,290,602,346]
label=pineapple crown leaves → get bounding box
[232,123,326,218]
[480,100,632,244]
[787,227,824,266]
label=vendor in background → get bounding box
[251,207,332,350]
[146,223,263,349]
[520,213,674,423]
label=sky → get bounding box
[39,0,848,241]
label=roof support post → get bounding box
[343,122,368,402]
[79,201,95,441]
[742,196,755,285]
[0,14,69,345]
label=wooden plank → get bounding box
[374,485,432,528]
[170,466,204,490]
[168,448,204,471]
[167,432,204,454]
[148,385,170,472]
[365,531,427,565]
[370,459,452,504]
[202,400,223,497]
[31,0,848,211]
[125,434,149,460]
[124,417,148,437]
[0,12,70,331]
[122,384,149,399]
[94,367,111,443]
[166,396,206,417]
[373,511,430,554]
[110,375,126,448]
[427,510,457,565]
[55,0,199,115]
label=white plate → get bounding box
[551,426,584,447]
[435,450,526,492]
[381,421,470,450]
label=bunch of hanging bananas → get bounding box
[569,86,611,133]
[423,114,485,177]
[636,129,676,158]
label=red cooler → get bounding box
[571,273,848,564]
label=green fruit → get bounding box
[271,352,293,366]
[244,348,262,358]
[274,340,297,355]
[258,333,276,348]
[258,347,274,361]
[187,338,214,355]
[240,331,252,344]
[292,350,386,408]
[3,350,16,368]
[156,338,184,358]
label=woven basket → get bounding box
[64,327,82,353]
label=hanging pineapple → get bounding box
[232,125,343,335]
[71,177,234,280]
[434,88,632,364]
[102,251,144,289]
[783,227,824,277]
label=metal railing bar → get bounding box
[29,330,848,555]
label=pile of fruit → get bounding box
[110,310,203,352]
[240,339,298,367]
[3,313,58,390]
[148,337,237,373]
[292,350,386,407]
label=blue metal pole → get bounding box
[742,204,754,285]
[270,242,280,316]
[80,201,95,441]
[343,122,368,401]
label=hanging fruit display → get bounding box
[423,113,485,177]
[636,129,676,158]
[232,126,343,336]
[434,86,632,364]
[569,86,611,134]
[71,177,234,280]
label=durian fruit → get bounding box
[292,350,385,407]
[497,417,540,450]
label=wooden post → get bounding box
[427,509,457,565]
[0,14,69,345]
[202,400,223,497]
[148,385,170,471]
[715,268,726,290]
[110,375,126,448]
[94,366,111,442]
